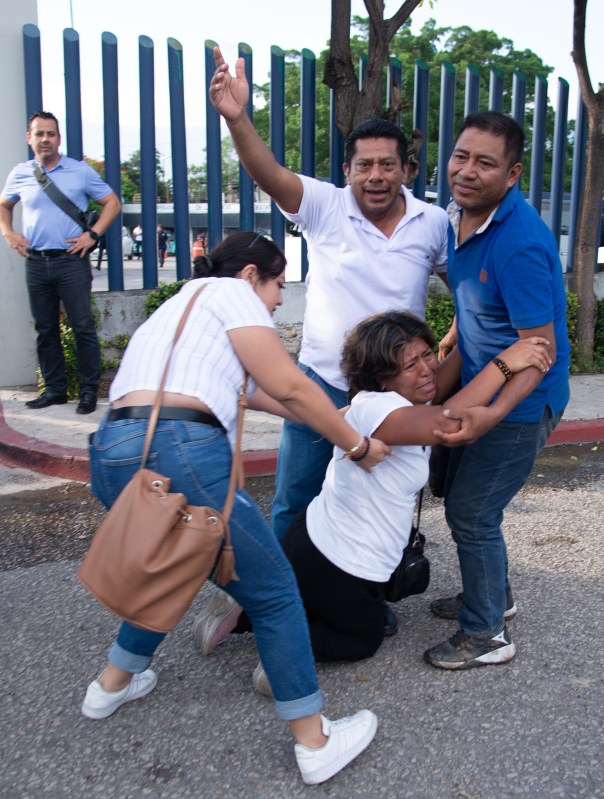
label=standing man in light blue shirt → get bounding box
[0,111,121,414]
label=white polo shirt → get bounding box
[307,390,429,582]
[280,177,448,390]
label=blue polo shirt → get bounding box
[1,155,112,250]
[447,183,570,422]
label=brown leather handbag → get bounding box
[78,285,243,633]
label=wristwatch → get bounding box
[87,229,100,242]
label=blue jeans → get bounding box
[89,414,323,721]
[271,363,348,543]
[443,407,563,638]
[26,252,100,395]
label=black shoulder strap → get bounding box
[33,162,89,230]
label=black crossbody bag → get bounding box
[33,162,100,249]
[384,488,430,602]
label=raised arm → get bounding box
[210,46,303,214]
[229,326,392,470]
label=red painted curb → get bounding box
[0,395,600,483]
[546,418,604,446]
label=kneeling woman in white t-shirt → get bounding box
[282,311,551,663]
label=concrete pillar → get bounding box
[0,0,38,387]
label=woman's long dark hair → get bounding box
[192,231,286,282]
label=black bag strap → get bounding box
[33,162,90,230]
[416,487,423,531]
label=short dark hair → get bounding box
[192,231,286,282]
[455,111,524,166]
[340,311,435,399]
[28,111,60,135]
[344,118,408,167]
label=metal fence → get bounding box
[22,24,589,291]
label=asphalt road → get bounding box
[1,443,603,799]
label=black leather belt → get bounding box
[108,405,224,429]
[28,249,69,258]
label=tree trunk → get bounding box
[572,118,604,365]
[571,0,604,366]
[325,0,424,139]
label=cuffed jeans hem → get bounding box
[108,641,153,673]
[274,688,324,721]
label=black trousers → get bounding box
[282,511,386,663]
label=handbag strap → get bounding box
[416,487,423,531]
[139,283,247,524]
[33,162,90,230]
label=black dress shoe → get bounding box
[25,392,68,409]
[76,392,98,415]
[383,603,398,637]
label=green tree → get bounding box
[120,150,170,203]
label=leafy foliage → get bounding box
[425,290,604,374]
[143,280,189,316]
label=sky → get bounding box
[34,0,604,164]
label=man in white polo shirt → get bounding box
[209,46,448,549]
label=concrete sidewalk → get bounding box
[1,374,603,482]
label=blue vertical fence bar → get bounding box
[63,29,83,160]
[566,96,588,273]
[22,24,43,146]
[238,43,254,232]
[300,48,316,281]
[529,75,548,213]
[139,35,158,289]
[388,56,402,129]
[413,59,429,200]
[167,38,190,280]
[489,68,504,112]
[511,70,526,129]
[329,91,344,187]
[101,32,123,288]
[549,78,569,245]
[204,40,223,250]
[464,64,480,117]
[270,45,285,250]
[359,54,367,88]
[437,62,455,209]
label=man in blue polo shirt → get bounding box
[424,111,570,670]
[0,111,120,414]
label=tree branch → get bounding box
[385,0,425,41]
[571,0,596,113]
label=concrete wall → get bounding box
[0,1,38,388]
[95,282,308,363]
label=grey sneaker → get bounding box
[191,591,242,655]
[424,626,516,670]
[295,711,378,785]
[430,589,517,621]
[252,662,273,698]
[81,669,158,719]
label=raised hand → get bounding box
[210,46,249,123]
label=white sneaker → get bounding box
[191,591,242,655]
[252,662,273,698]
[81,669,158,719]
[295,710,378,785]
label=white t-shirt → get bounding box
[280,177,448,391]
[306,391,430,582]
[110,277,274,447]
